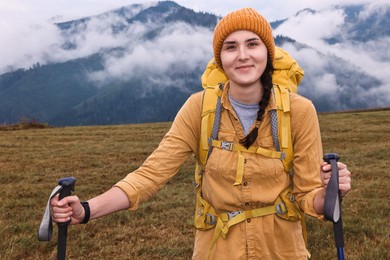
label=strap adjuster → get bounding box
[227,210,243,220]
[205,213,216,225]
[276,202,287,215]
[220,141,234,151]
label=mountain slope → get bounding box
[0,1,217,125]
[0,54,102,123]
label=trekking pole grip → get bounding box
[323,153,341,222]
[323,153,345,256]
[57,177,76,225]
[57,177,76,260]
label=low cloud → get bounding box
[0,18,62,73]
[281,42,390,111]
[88,22,213,89]
[274,8,346,46]
[0,4,213,91]
[0,2,154,74]
[274,3,390,110]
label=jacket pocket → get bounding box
[252,134,286,179]
[205,131,237,179]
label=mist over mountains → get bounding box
[0,1,389,126]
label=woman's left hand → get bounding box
[320,161,352,197]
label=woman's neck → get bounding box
[228,81,263,105]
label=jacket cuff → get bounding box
[300,187,325,221]
[114,181,140,211]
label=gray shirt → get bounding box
[228,95,259,136]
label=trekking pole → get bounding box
[38,177,76,260]
[323,153,345,260]
[56,177,76,260]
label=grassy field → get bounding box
[0,110,389,259]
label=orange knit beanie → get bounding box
[213,8,275,69]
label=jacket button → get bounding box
[243,181,248,186]
[244,159,247,163]
[247,219,251,223]
[245,202,250,206]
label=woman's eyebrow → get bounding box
[246,37,261,42]
[223,37,261,45]
[223,40,237,45]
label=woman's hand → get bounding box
[321,161,352,197]
[50,194,85,225]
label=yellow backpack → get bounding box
[194,46,309,257]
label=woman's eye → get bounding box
[225,45,236,50]
[248,42,258,47]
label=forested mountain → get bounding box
[1,1,389,126]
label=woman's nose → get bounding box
[237,46,249,60]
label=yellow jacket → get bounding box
[115,83,324,259]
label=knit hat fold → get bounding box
[213,8,275,69]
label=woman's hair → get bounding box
[240,54,274,148]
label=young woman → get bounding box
[50,8,351,259]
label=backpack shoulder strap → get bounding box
[272,85,294,174]
[198,84,223,168]
[194,84,223,230]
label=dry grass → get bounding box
[0,110,389,259]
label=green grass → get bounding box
[0,110,389,259]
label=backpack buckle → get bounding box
[227,210,243,220]
[220,141,234,151]
[276,202,287,215]
[205,213,216,225]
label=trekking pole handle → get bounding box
[323,153,341,202]
[323,153,341,222]
[57,177,76,260]
[323,153,345,253]
[57,177,76,223]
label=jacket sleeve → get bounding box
[114,92,202,210]
[290,94,324,220]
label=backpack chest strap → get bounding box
[210,139,285,159]
[210,139,285,185]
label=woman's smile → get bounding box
[236,64,254,72]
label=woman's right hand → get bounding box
[50,194,85,225]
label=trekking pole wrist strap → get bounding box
[38,185,64,241]
[80,201,90,224]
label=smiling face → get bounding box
[220,30,268,89]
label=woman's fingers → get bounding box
[50,194,81,223]
[321,161,352,197]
